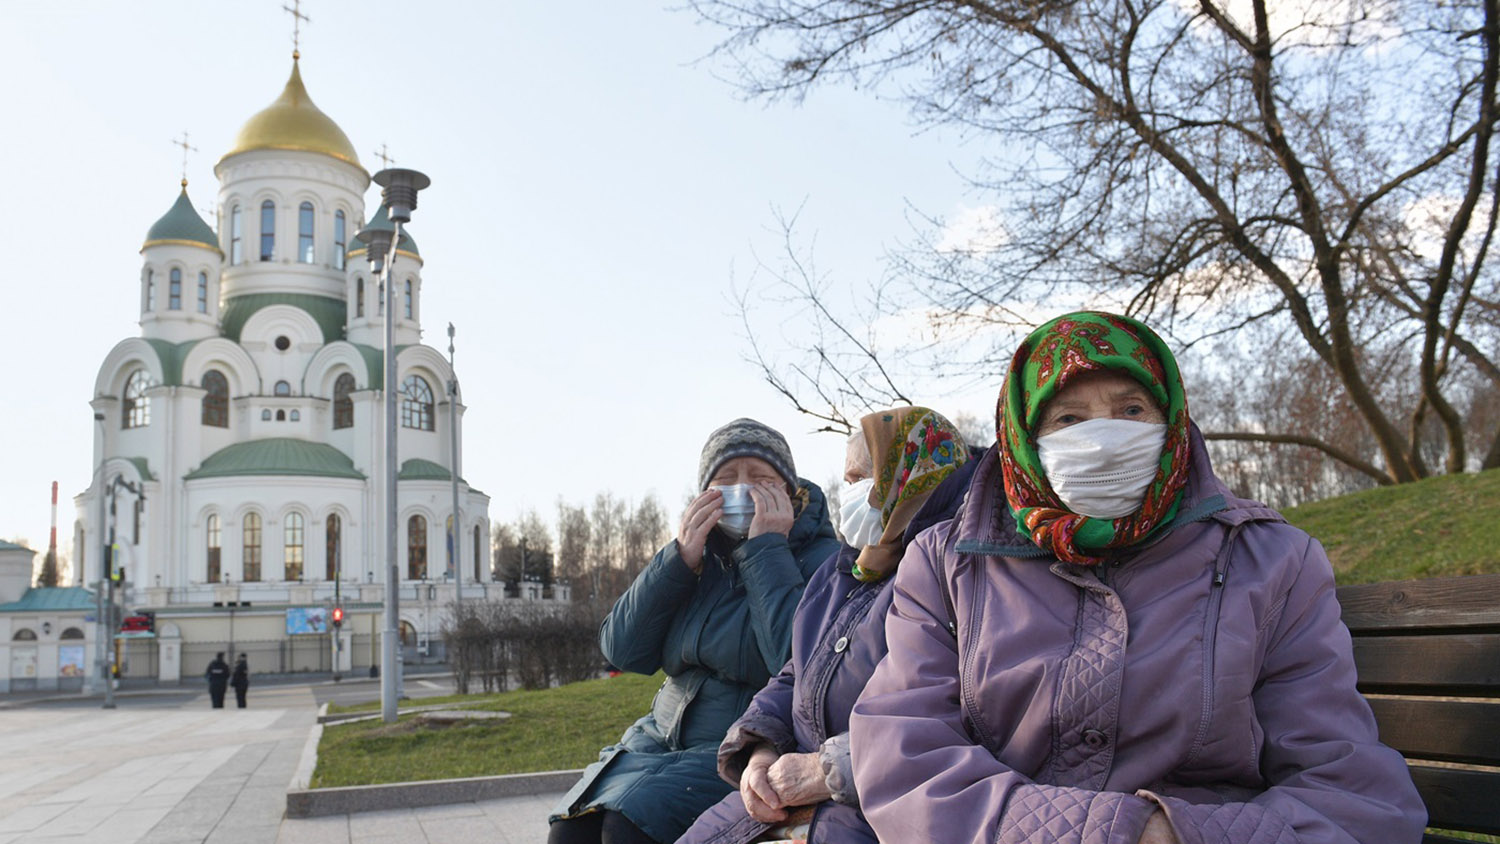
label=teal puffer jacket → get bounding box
[551,480,838,843]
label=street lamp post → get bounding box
[91,413,109,703]
[356,167,429,725]
[446,323,462,615]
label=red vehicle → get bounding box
[120,614,154,633]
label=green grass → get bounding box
[311,672,661,788]
[1282,468,1500,584]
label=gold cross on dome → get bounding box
[283,0,310,57]
[373,143,396,170]
[172,131,198,184]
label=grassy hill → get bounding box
[1282,467,1500,584]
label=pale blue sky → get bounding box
[0,1,999,562]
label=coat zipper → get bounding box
[1183,522,1243,768]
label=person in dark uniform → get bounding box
[205,652,230,708]
[231,653,249,709]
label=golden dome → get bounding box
[221,59,362,169]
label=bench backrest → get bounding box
[1338,572,1500,843]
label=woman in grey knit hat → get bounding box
[549,418,839,844]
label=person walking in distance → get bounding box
[230,653,249,709]
[205,652,230,709]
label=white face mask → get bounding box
[838,477,885,548]
[711,484,757,539]
[1036,418,1167,519]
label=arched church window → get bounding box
[243,512,262,582]
[276,410,286,421]
[274,380,291,396]
[133,497,143,544]
[326,514,341,580]
[123,370,154,429]
[60,627,84,640]
[408,515,427,580]
[261,409,272,421]
[206,513,221,583]
[334,210,347,270]
[259,200,275,261]
[13,629,36,641]
[298,201,315,264]
[202,370,228,427]
[168,268,182,310]
[289,410,300,422]
[230,205,243,263]
[284,513,304,581]
[401,375,434,431]
[145,269,155,311]
[473,524,482,583]
[197,272,209,314]
[355,278,365,318]
[404,279,414,319]
[333,373,355,429]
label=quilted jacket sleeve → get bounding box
[718,658,798,785]
[598,539,699,675]
[1139,532,1427,844]
[849,526,1158,844]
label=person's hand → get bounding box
[748,483,795,539]
[676,489,722,574]
[740,743,787,824]
[765,751,832,807]
[1138,811,1180,844]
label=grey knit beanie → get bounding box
[697,418,797,491]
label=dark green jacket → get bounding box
[552,480,839,842]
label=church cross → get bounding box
[283,0,311,57]
[373,143,396,169]
[172,131,198,184]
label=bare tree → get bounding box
[556,500,592,603]
[697,0,1500,485]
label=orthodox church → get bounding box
[73,53,498,678]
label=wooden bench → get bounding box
[1339,572,1500,843]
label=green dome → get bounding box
[186,438,365,480]
[348,204,420,259]
[143,184,220,253]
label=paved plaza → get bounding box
[0,681,561,844]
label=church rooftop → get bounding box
[221,58,362,170]
[186,438,366,481]
[142,184,220,253]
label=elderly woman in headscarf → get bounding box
[678,407,975,844]
[550,418,839,844]
[848,313,1425,844]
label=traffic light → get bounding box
[331,606,344,628]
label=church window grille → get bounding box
[284,513,304,581]
[207,513,221,583]
[243,512,261,582]
[261,409,272,421]
[13,629,36,641]
[276,410,286,421]
[298,202,315,263]
[60,627,84,640]
[145,269,155,311]
[333,373,355,429]
[408,515,427,580]
[404,279,413,319]
[260,200,275,261]
[197,272,209,313]
[202,370,229,428]
[290,410,300,421]
[474,525,482,583]
[231,205,243,263]
[356,279,365,318]
[334,210,347,270]
[123,370,153,429]
[401,375,434,431]
[326,514,341,580]
[168,268,182,310]
[275,380,291,396]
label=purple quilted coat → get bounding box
[677,453,982,844]
[849,429,1426,844]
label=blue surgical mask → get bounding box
[711,484,756,539]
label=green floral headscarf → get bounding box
[996,311,1191,564]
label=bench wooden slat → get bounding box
[1338,574,1500,632]
[1366,698,1500,765]
[1410,764,1500,836]
[1351,634,1500,695]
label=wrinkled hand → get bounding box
[766,751,831,808]
[748,483,794,539]
[1138,811,1180,844]
[740,744,786,824]
[676,489,721,574]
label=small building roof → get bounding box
[0,587,96,613]
[0,540,34,552]
[399,458,454,481]
[186,438,366,480]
